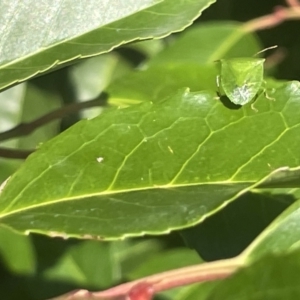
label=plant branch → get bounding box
[0,95,107,143]
[242,0,300,33]
[0,147,33,159]
[286,0,300,8]
[0,95,107,159]
[49,256,243,300]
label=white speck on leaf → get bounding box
[168,146,174,154]
[97,157,104,163]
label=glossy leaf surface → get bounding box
[0,80,300,239]
[0,0,215,91]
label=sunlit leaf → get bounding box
[0,80,299,239]
[0,0,215,91]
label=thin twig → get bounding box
[0,147,33,159]
[50,257,243,300]
[0,95,107,159]
[0,95,107,143]
[286,0,300,8]
[242,1,300,33]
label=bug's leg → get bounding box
[215,75,221,99]
[264,90,275,101]
[262,81,275,101]
[250,102,258,112]
[250,94,259,112]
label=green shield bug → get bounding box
[216,46,277,110]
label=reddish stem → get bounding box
[50,257,243,300]
[242,3,300,33]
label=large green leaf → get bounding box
[0,0,215,92]
[0,79,299,239]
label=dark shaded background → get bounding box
[200,0,300,81]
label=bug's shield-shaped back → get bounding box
[220,58,265,105]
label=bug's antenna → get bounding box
[254,45,278,57]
